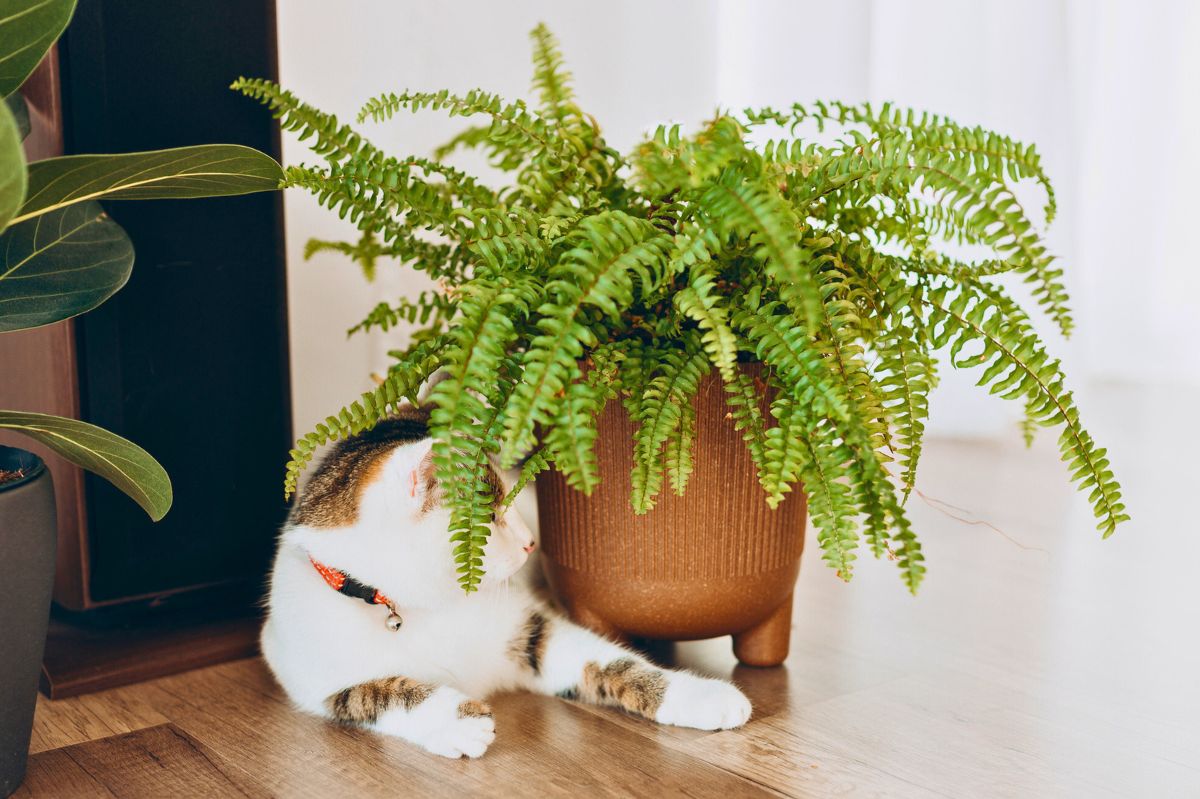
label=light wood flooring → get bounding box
[20,383,1200,797]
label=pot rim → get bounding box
[0,444,48,493]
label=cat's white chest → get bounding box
[387,597,526,690]
[262,543,530,706]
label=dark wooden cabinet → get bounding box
[0,0,291,627]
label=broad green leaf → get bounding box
[0,200,132,331]
[10,144,283,225]
[0,93,24,230]
[0,0,75,98]
[0,409,171,520]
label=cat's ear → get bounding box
[403,439,440,508]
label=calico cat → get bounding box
[262,406,752,758]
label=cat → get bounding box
[261,405,752,759]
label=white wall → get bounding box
[277,1,1200,440]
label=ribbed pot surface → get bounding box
[536,365,806,644]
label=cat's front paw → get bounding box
[656,672,752,731]
[377,688,496,758]
[421,710,495,759]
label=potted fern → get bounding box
[237,25,1126,666]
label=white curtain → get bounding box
[277,0,1200,438]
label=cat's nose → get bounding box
[523,543,536,553]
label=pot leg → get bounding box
[570,604,626,643]
[732,593,793,667]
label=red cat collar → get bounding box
[309,556,404,631]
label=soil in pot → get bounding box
[0,446,57,797]
[536,365,806,667]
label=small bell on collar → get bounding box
[384,604,404,632]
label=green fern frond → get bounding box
[889,507,926,594]
[306,229,385,282]
[906,151,1072,337]
[457,208,551,273]
[501,211,670,464]
[811,258,891,452]
[733,299,849,421]
[1021,397,1039,447]
[347,290,457,337]
[280,164,440,243]
[434,123,497,160]
[778,404,859,578]
[875,318,936,501]
[541,364,611,494]
[699,173,823,331]
[904,250,1021,279]
[357,89,582,165]
[427,281,539,591]
[922,283,1127,536]
[231,78,374,162]
[630,336,708,512]
[757,390,811,510]
[745,99,1057,224]
[722,369,770,482]
[674,272,737,381]
[765,125,1071,336]
[665,392,697,496]
[530,23,577,125]
[502,448,550,509]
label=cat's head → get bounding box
[283,410,536,607]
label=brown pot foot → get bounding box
[570,604,627,643]
[732,593,793,667]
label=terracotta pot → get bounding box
[536,364,806,667]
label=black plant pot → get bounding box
[0,446,56,797]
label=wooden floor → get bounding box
[20,383,1199,797]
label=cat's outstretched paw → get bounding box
[376,688,496,758]
[656,672,752,731]
[421,712,495,759]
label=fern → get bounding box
[230,78,375,163]
[530,23,578,126]
[246,25,1126,592]
[920,282,1127,537]
[306,229,386,282]
[699,172,823,331]
[630,335,708,512]
[876,318,936,501]
[541,361,616,494]
[459,207,551,273]
[502,448,550,509]
[780,406,859,577]
[357,89,570,161]
[427,282,537,589]
[346,290,457,337]
[722,368,770,482]
[674,265,737,381]
[500,210,669,464]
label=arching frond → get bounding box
[501,211,670,464]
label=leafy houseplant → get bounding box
[0,1,282,793]
[235,25,1127,598]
